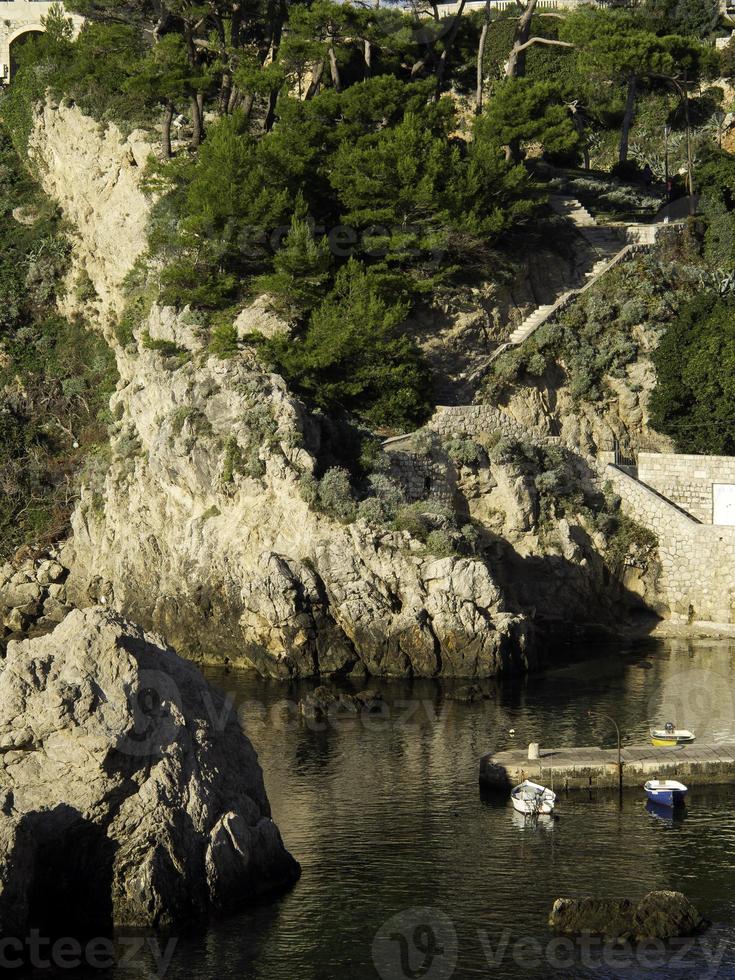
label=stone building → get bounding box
[0,1,83,84]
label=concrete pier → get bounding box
[480,743,735,791]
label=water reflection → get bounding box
[119,637,735,977]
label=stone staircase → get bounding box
[460,197,661,388]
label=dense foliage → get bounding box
[0,0,732,440]
[0,130,116,557]
[651,294,735,454]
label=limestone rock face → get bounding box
[28,101,154,325]
[25,101,531,679]
[549,891,707,941]
[55,293,533,678]
[0,608,299,931]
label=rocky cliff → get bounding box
[65,307,532,677]
[12,102,655,679]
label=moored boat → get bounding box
[644,779,688,808]
[510,779,556,815]
[650,722,695,747]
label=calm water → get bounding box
[84,638,735,976]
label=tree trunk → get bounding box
[231,3,243,48]
[434,0,466,97]
[506,0,538,79]
[328,44,341,92]
[220,71,232,114]
[306,60,325,100]
[162,102,174,160]
[619,73,637,165]
[190,95,202,149]
[364,38,372,79]
[475,3,491,114]
[264,88,279,132]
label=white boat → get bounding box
[644,779,688,807]
[510,779,556,815]
[650,723,695,747]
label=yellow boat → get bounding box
[650,723,695,747]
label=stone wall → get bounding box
[427,404,553,444]
[605,463,735,624]
[638,452,735,525]
[386,449,456,506]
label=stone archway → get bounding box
[7,25,46,82]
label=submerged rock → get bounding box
[445,683,490,703]
[549,891,707,941]
[0,608,299,933]
[299,685,384,720]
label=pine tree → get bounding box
[256,197,332,320]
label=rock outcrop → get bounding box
[28,100,153,327]
[0,608,299,933]
[62,312,532,677]
[0,548,73,651]
[549,891,707,941]
[23,100,648,679]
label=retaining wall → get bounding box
[427,404,554,444]
[604,463,735,624]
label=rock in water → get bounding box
[548,898,636,939]
[549,891,707,941]
[0,608,299,934]
[632,890,707,941]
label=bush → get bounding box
[425,529,455,558]
[264,260,433,428]
[650,293,735,454]
[443,436,485,467]
[605,514,658,573]
[315,467,356,521]
[208,322,239,358]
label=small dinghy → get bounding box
[510,780,556,815]
[650,722,695,747]
[644,779,688,808]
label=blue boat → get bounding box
[644,779,688,808]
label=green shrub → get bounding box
[425,529,455,558]
[141,331,186,357]
[208,322,239,358]
[443,437,485,467]
[605,514,658,573]
[316,467,356,521]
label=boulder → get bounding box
[0,608,299,933]
[549,891,707,941]
[632,890,707,941]
[35,560,66,585]
[549,897,635,939]
[1,582,43,616]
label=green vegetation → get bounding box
[485,243,702,405]
[0,129,116,556]
[650,294,735,454]
[1,0,734,460]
